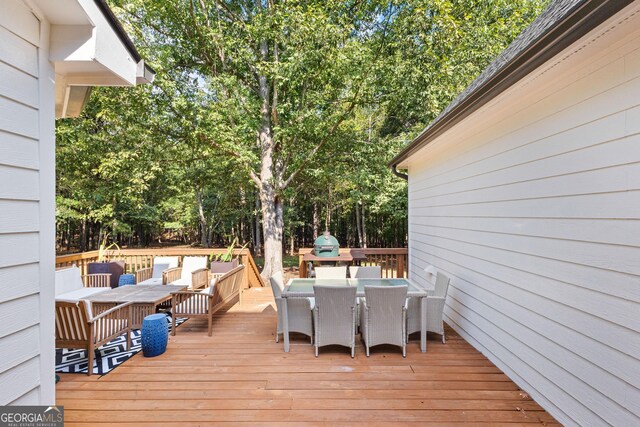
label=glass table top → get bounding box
[284,278,429,297]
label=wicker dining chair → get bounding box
[349,266,382,278]
[406,272,451,343]
[313,285,357,357]
[314,266,348,279]
[270,272,313,344]
[360,285,408,357]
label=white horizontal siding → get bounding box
[0,200,39,233]
[411,225,640,304]
[0,233,39,268]
[0,130,39,169]
[0,1,47,406]
[411,137,640,206]
[0,164,39,200]
[0,97,39,139]
[0,325,40,375]
[0,0,39,46]
[0,293,39,339]
[408,245,640,377]
[9,387,40,405]
[407,6,640,427]
[0,26,38,76]
[0,61,39,108]
[0,357,40,406]
[0,263,39,304]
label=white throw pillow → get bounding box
[151,256,179,278]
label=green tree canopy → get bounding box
[56,0,549,271]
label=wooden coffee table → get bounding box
[85,285,187,329]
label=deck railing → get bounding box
[298,248,408,278]
[55,248,265,288]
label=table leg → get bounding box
[283,297,290,352]
[421,296,427,352]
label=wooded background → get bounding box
[55,0,548,261]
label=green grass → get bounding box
[253,255,299,269]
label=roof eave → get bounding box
[93,0,156,79]
[388,0,633,170]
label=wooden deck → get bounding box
[57,287,559,426]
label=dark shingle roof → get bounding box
[434,0,582,122]
[389,0,633,167]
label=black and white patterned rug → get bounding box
[55,315,187,376]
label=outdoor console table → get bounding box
[85,284,187,329]
[282,278,434,353]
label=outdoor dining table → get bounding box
[282,278,435,353]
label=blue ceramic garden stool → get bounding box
[118,273,135,287]
[141,313,168,357]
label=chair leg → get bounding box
[275,331,279,343]
[208,315,213,337]
[352,345,355,358]
[402,344,406,358]
[442,333,446,344]
[126,328,131,351]
[171,313,177,336]
[365,344,369,357]
[315,345,318,357]
[87,345,94,376]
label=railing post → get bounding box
[241,253,249,289]
[299,254,306,278]
[397,254,405,278]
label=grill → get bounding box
[313,231,339,257]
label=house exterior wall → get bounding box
[406,5,640,426]
[0,0,55,405]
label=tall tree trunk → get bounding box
[361,202,367,248]
[325,201,331,232]
[80,219,87,252]
[256,38,284,278]
[260,188,283,278]
[239,189,246,243]
[197,190,209,247]
[66,223,71,252]
[312,203,319,240]
[355,202,363,248]
[254,196,262,256]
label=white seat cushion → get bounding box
[171,278,192,287]
[151,256,179,278]
[56,287,108,318]
[55,266,85,296]
[137,277,164,286]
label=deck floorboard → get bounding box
[57,287,559,426]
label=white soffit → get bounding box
[31,0,93,26]
[30,0,145,117]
